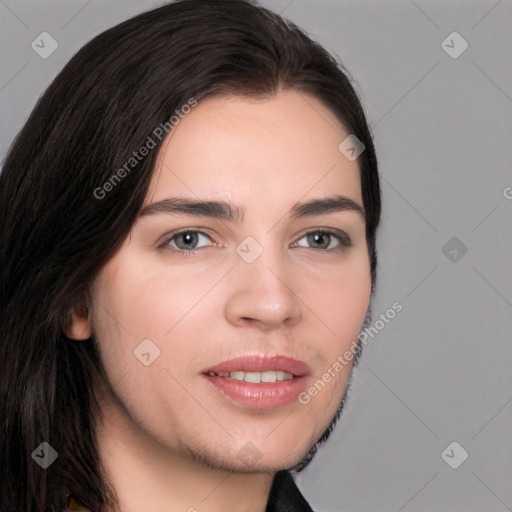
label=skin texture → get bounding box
[66,89,372,512]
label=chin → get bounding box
[185,433,317,474]
[205,450,312,474]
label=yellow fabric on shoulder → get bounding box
[65,496,91,511]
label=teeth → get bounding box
[227,370,294,382]
[276,371,287,381]
[261,371,276,383]
[244,372,261,383]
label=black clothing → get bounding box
[265,470,314,512]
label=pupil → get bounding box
[309,232,329,249]
[178,232,197,249]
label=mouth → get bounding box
[205,369,295,383]
[202,355,310,409]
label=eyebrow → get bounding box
[139,194,365,222]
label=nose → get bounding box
[223,245,303,331]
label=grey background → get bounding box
[1,0,511,511]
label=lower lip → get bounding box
[203,374,307,409]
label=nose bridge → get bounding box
[224,234,303,329]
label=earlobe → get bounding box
[63,302,92,340]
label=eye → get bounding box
[293,229,352,251]
[157,227,352,258]
[159,229,214,257]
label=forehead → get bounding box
[146,90,362,209]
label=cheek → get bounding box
[89,268,196,425]
[298,259,371,424]
[92,255,196,340]
[308,256,372,354]
[301,255,370,409]
[89,256,220,385]
[335,272,371,345]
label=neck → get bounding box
[94,390,275,512]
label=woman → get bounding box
[0,0,381,510]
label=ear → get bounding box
[63,301,92,340]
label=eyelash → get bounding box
[157,228,352,258]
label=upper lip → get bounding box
[204,355,311,378]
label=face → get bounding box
[84,89,371,472]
